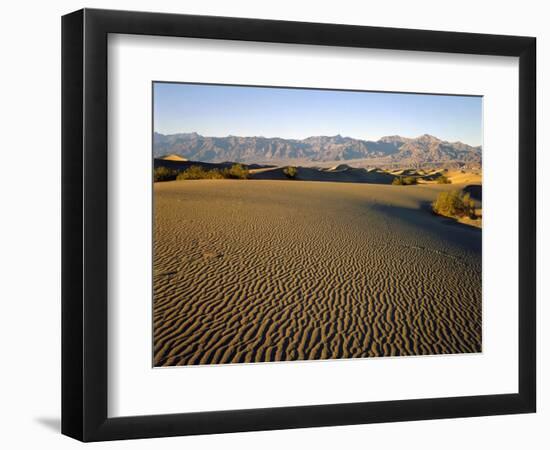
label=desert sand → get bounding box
[153,180,481,366]
[160,153,188,162]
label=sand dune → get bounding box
[249,165,394,184]
[160,153,188,162]
[447,170,482,185]
[153,180,481,366]
[155,158,481,187]
[326,163,353,171]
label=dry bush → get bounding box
[283,166,298,179]
[223,163,249,179]
[436,175,451,184]
[176,164,249,180]
[153,166,177,182]
[392,176,417,185]
[176,166,211,180]
[432,190,476,218]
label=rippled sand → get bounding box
[153,180,481,366]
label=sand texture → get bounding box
[153,180,481,366]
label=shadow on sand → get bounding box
[370,200,481,255]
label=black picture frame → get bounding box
[62,8,536,442]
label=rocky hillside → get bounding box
[153,132,481,167]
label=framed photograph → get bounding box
[61,8,536,441]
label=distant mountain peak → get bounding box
[153,132,481,167]
[417,133,441,141]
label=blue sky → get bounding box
[153,82,482,146]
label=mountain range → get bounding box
[153,132,482,167]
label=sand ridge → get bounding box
[153,180,481,366]
[159,153,188,161]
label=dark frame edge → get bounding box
[517,37,537,413]
[61,8,85,441]
[88,393,530,442]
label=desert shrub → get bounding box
[207,169,225,179]
[392,176,417,185]
[392,177,403,185]
[153,166,177,182]
[283,166,298,179]
[176,165,209,180]
[432,190,476,218]
[176,164,249,180]
[176,166,227,180]
[436,175,451,184]
[223,163,249,179]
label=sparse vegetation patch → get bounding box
[392,176,417,185]
[283,166,298,179]
[153,166,178,182]
[223,163,249,179]
[432,190,476,219]
[172,164,250,181]
[176,166,223,180]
